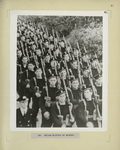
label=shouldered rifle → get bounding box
[17,64,23,83]
[40,57,49,97]
[39,43,44,56]
[64,60,71,88]
[83,44,87,53]
[62,78,70,104]
[45,27,49,37]
[62,79,75,125]
[25,43,30,62]
[76,48,82,91]
[88,71,102,121]
[33,77,40,94]
[32,52,39,68]
[25,70,30,86]
[40,57,52,107]
[56,31,59,41]
[20,41,25,56]
[94,53,102,74]
[77,42,82,58]
[63,35,67,47]
[53,60,61,89]
[41,25,45,32]
[34,35,38,48]
[52,28,55,37]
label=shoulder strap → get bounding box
[56,102,61,115]
[33,77,37,86]
[48,69,52,75]
[26,70,28,79]
[82,99,87,110]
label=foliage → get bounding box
[18,16,103,56]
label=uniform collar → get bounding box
[20,107,28,116]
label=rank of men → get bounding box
[16,18,102,128]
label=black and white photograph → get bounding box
[10,11,108,131]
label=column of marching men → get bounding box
[16,19,103,128]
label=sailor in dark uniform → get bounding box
[21,56,28,72]
[21,62,35,98]
[94,74,102,115]
[35,49,42,68]
[44,54,51,70]
[82,53,89,68]
[70,78,86,127]
[40,75,58,127]
[71,60,78,78]
[59,68,70,89]
[16,96,36,127]
[60,52,71,69]
[59,40,66,54]
[51,89,75,127]
[53,47,62,62]
[17,50,23,65]
[30,68,45,118]
[82,67,91,88]
[83,88,102,128]
[46,59,58,78]
[17,56,28,97]
[90,58,100,78]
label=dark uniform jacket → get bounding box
[40,86,58,127]
[16,108,36,127]
[40,86,58,114]
[30,77,45,116]
[51,102,74,127]
[21,70,35,97]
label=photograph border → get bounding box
[10,10,108,131]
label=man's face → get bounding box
[20,99,28,109]
[32,44,36,50]
[60,70,67,78]
[66,47,71,53]
[49,35,53,41]
[17,32,20,38]
[21,36,25,42]
[72,61,78,69]
[44,41,49,48]
[83,69,89,77]
[45,55,50,63]
[49,77,57,86]
[49,44,54,50]
[73,49,79,57]
[21,26,24,31]
[71,80,79,89]
[17,50,22,57]
[82,55,88,62]
[43,33,47,39]
[54,49,60,55]
[22,57,28,64]
[28,63,34,71]
[58,93,66,104]
[30,32,34,37]
[91,60,97,68]
[36,50,41,56]
[84,89,92,100]
[64,54,69,62]
[26,38,30,44]
[60,41,65,48]
[95,77,102,86]
[35,69,42,77]
[50,60,57,68]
